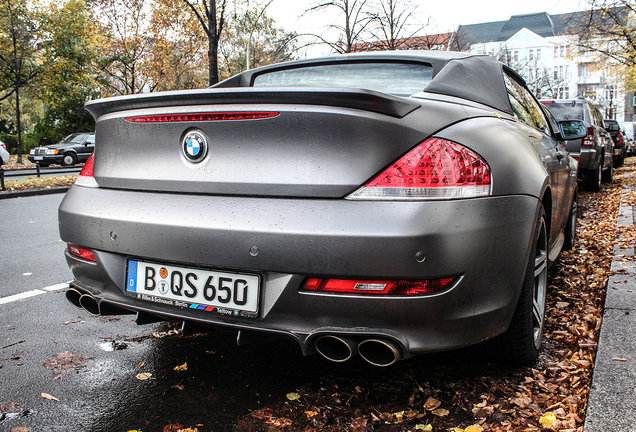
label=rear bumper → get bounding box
[59,186,541,355]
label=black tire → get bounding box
[563,187,577,251]
[602,161,614,183]
[488,207,548,365]
[61,153,77,166]
[584,166,601,192]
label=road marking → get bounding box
[0,282,70,305]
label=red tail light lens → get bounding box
[302,277,458,296]
[67,244,96,262]
[617,133,623,146]
[582,128,595,146]
[75,153,98,188]
[125,112,279,123]
[347,138,490,200]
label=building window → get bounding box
[565,65,569,78]
[554,46,558,57]
[529,49,534,61]
[559,65,564,78]
[554,66,559,79]
[560,46,565,57]
[537,48,542,61]
[513,50,519,62]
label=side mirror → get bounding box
[558,120,587,140]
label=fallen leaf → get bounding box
[11,427,29,432]
[423,397,442,411]
[173,362,188,371]
[40,393,59,401]
[465,426,484,432]
[137,361,146,368]
[265,417,292,427]
[540,412,557,427]
[431,408,449,417]
[305,411,319,417]
[286,392,301,401]
[415,425,433,431]
[163,423,184,432]
[136,373,152,380]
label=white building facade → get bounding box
[455,12,630,121]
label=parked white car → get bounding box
[0,140,10,166]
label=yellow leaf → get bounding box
[286,392,301,401]
[136,373,152,380]
[465,426,484,432]
[174,362,188,371]
[40,393,59,401]
[415,425,433,431]
[305,411,318,417]
[431,408,450,417]
[452,428,464,432]
[540,412,557,427]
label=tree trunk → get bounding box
[15,87,22,164]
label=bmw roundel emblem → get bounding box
[182,131,208,163]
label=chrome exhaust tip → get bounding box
[358,338,402,367]
[65,288,85,309]
[79,294,100,316]
[314,335,358,362]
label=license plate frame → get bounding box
[126,259,261,316]
[34,156,43,160]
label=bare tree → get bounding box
[180,0,228,85]
[568,0,634,67]
[448,26,475,52]
[366,0,422,50]
[304,0,372,53]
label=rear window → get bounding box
[252,62,434,96]
[541,101,584,121]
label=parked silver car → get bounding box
[541,99,613,191]
[59,51,579,366]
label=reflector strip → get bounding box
[68,244,96,262]
[302,277,458,296]
[125,112,279,123]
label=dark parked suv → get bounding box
[604,119,627,167]
[541,99,613,191]
[28,133,95,166]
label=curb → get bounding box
[584,171,636,430]
[0,186,70,200]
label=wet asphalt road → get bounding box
[0,194,375,432]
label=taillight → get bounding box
[302,277,458,296]
[125,112,279,123]
[347,138,490,200]
[582,128,595,146]
[75,153,98,188]
[67,244,96,262]
[616,133,623,147]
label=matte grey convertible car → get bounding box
[59,51,579,366]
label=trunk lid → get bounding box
[86,88,471,198]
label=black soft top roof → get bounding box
[214,51,521,115]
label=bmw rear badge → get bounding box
[182,131,208,163]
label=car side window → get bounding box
[503,74,550,135]
[86,135,95,144]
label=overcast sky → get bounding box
[262,0,587,55]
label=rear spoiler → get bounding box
[85,87,420,119]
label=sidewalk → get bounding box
[584,171,636,430]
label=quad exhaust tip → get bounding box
[314,335,402,366]
[315,335,358,362]
[65,287,132,317]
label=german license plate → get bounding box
[34,156,43,160]
[126,260,260,314]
